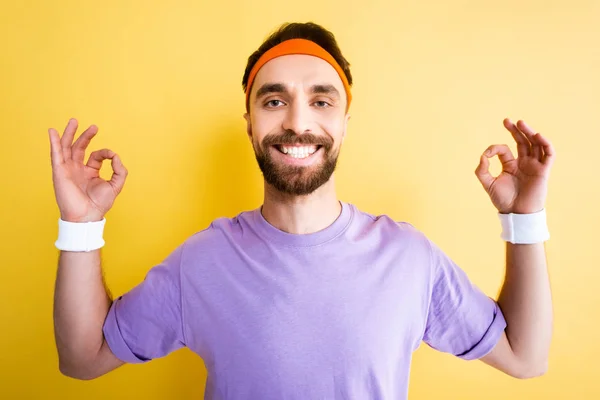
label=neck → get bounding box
[261,177,341,235]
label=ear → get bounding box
[243,112,252,141]
[341,113,351,143]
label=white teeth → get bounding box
[280,145,317,159]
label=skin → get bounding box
[50,52,554,380]
[244,55,351,235]
[476,118,555,378]
[50,119,126,379]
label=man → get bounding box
[51,22,554,399]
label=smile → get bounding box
[273,145,322,159]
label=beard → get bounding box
[253,130,339,196]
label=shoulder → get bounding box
[349,203,426,237]
[178,208,258,256]
[350,205,431,255]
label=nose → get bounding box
[282,99,312,135]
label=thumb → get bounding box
[474,153,494,191]
[109,154,128,194]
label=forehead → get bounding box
[252,54,344,94]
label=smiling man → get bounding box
[245,44,349,199]
[51,22,555,399]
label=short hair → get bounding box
[242,22,353,102]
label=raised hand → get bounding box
[49,118,128,222]
[475,118,555,214]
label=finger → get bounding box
[86,149,116,170]
[531,132,546,161]
[109,154,128,194]
[503,118,530,158]
[48,128,65,167]
[516,120,542,161]
[474,153,494,191]
[533,133,556,167]
[60,118,78,160]
[484,144,515,165]
[71,125,99,163]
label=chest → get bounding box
[184,247,431,378]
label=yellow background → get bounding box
[1,0,598,398]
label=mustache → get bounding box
[261,130,334,149]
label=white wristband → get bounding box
[498,209,550,244]
[55,218,106,252]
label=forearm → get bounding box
[53,249,112,373]
[497,242,552,371]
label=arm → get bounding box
[481,242,552,378]
[50,119,184,376]
[49,118,129,379]
[54,249,124,379]
[474,118,555,378]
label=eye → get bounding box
[265,99,285,108]
[314,101,332,108]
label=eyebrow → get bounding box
[254,82,341,102]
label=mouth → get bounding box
[272,144,323,159]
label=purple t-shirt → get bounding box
[103,201,506,399]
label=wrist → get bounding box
[498,209,550,244]
[60,214,105,223]
[55,218,107,252]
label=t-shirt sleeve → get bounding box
[102,243,186,363]
[422,237,507,360]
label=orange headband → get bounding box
[245,38,352,112]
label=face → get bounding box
[244,54,351,196]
